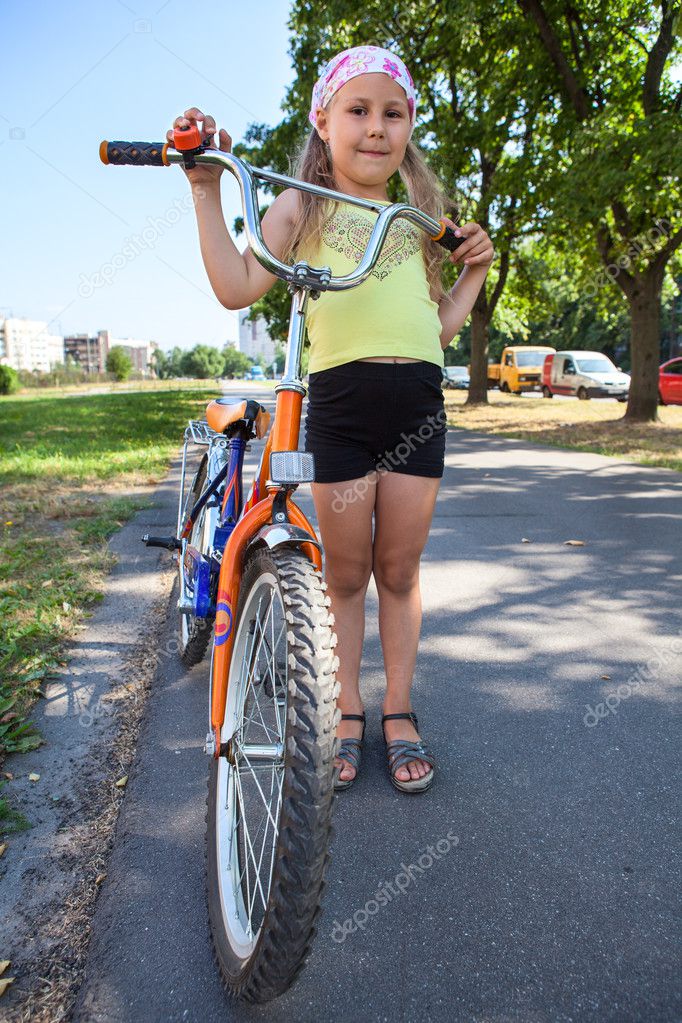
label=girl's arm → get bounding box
[192,181,299,309]
[434,220,495,350]
[168,108,299,310]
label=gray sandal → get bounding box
[333,712,366,791]
[382,712,436,793]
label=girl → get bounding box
[168,44,494,795]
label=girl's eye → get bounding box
[350,108,403,118]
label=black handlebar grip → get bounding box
[100,140,170,167]
[432,221,465,253]
[141,533,181,550]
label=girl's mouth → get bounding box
[358,150,389,158]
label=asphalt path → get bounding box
[74,386,681,1022]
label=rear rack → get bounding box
[177,419,222,538]
[185,419,220,445]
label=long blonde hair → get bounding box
[283,117,460,304]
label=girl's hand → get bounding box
[166,108,231,186]
[443,218,495,269]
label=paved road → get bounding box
[74,388,681,1022]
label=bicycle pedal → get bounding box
[142,533,181,550]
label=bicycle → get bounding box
[100,127,463,1003]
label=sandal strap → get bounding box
[382,711,418,730]
[335,737,363,771]
[339,712,366,742]
[386,739,436,773]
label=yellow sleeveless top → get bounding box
[298,199,445,374]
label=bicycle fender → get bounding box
[249,523,322,553]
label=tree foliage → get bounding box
[223,346,253,377]
[180,344,226,379]
[231,1,680,419]
[106,346,133,382]
[0,365,20,395]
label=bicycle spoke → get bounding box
[230,578,287,936]
[233,760,278,927]
[235,749,283,840]
[242,590,282,744]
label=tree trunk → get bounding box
[623,268,664,423]
[467,301,491,404]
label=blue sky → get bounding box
[1,0,294,350]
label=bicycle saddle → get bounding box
[206,398,271,439]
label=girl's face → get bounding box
[314,73,412,200]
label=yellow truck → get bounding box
[486,345,556,393]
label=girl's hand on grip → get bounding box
[441,218,495,269]
[167,108,231,185]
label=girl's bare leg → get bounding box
[310,474,377,782]
[372,471,441,782]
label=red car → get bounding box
[659,358,682,405]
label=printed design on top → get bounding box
[322,206,421,281]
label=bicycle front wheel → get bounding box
[206,545,339,1004]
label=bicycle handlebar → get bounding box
[99,137,464,292]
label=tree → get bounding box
[517,0,682,421]
[167,347,185,377]
[223,346,252,378]
[180,344,225,379]
[234,1,553,404]
[234,1,680,417]
[274,343,286,374]
[106,346,132,382]
[150,348,169,378]
[0,365,19,395]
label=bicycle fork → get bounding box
[207,285,325,757]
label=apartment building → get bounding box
[64,329,109,373]
[0,318,64,372]
[237,311,277,366]
[63,330,158,375]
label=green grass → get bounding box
[1,390,214,482]
[0,388,214,833]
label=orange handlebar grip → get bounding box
[430,219,447,242]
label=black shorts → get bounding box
[304,359,447,484]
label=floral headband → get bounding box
[308,45,417,134]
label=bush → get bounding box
[0,365,20,395]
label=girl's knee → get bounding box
[325,554,372,598]
[373,554,419,594]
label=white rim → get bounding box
[179,490,210,652]
[214,569,288,959]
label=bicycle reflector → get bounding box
[269,451,315,485]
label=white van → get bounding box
[542,350,630,401]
